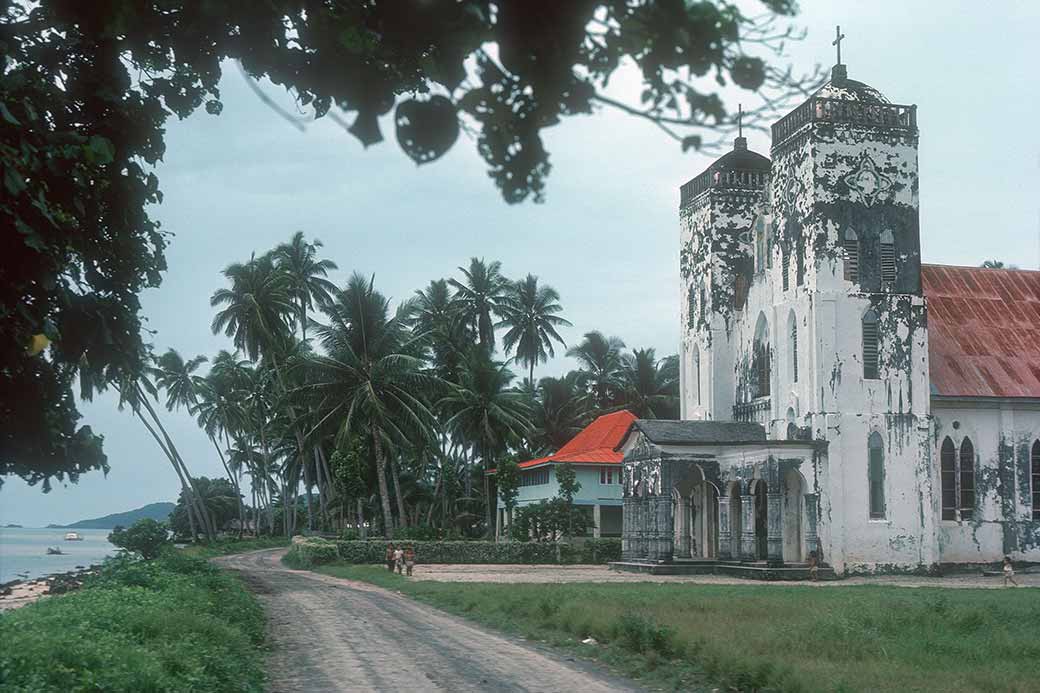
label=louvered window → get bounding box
[868,432,886,519]
[781,246,790,291]
[843,229,859,282]
[862,311,879,379]
[795,232,806,286]
[880,230,896,283]
[754,341,770,398]
[1031,441,1040,520]
[790,319,799,383]
[959,438,975,520]
[940,437,957,520]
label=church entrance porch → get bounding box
[616,420,825,579]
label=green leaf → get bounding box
[4,166,26,195]
[88,135,116,164]
[0,101,20,125]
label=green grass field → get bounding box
[316,564,1040,692]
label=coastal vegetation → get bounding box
[313,567,1040,692]
[128,231,683,541]
[0,552,265,692]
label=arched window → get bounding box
[795,230,806,286]
[753,314,770,398]
[1032,441,1040,520]
[940,437,956,520]
[843,229,860,282]
[781,244,790,291]
[788,311,799,384]
[755,218,766,272]
[733,274,749,310]
[862,310,880,380]
[959,438,975,520]
[880,230,896,284]
[940,436,976,521]
[868,432,885,519]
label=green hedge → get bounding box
[284,538,621,568]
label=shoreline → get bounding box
[0,564,102,612]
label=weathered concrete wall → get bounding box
[932,401,1040,563]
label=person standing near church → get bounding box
[1003,556,1019,587]
[393,545,405,574]
[385,543,396,573]
[808,550,819,582]
[404,545,416,577]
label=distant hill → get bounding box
[48,502,175,529]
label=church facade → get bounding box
[619,59,1040,574]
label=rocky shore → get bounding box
[0,565,101,612]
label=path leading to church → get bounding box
[215,549,642,693]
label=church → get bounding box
[614,49,1040,575]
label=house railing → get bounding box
[680,168,770,207]
[732,397,771,424]
[771,96,917,148]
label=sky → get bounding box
[2,1,1038,527]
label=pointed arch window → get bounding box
[781,245,790,291]
[959,438,975,520]
[940,436,976,521]
[795,231,806,286]
[862,310,880,379]
[755,218,766,272]
[843,229,860,282]
[940,437,957,520]
[753,315,771,398]
[788,311,799,384]
[880,230,896,284]
[868,431,885,519]
[1031,441,1040,520]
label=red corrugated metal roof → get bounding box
[518,410,637,469]
[923,264,1040,398]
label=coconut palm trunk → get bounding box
[133,409,200,540]
[371,427,395,537]
[390,454,408,528]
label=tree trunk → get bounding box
[390,455,408,528]
[356,497,366,539]
[426,466,442,527]
[302,455,315,531]
[371,428,395,537]
[134,409,199,540]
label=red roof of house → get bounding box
[518,410,637,469]
[923,264,1040,398]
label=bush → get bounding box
[0,552,265,692]
[108,518,171,559]
[285,537,622,566]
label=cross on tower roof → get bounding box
[833,25,846,65]
[737,104,743,138]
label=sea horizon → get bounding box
[0,527,117,583]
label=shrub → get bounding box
[108,518,171,559]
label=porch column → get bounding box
[767,491,784,565]
[805,493,820,560]
[593,504,602,539]
[647,494,674,563]
[621,496,635,559]
[717,494,732,560]
[740,494,757,560]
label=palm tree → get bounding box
[530,371,592,453]
[440,348,532,533]
[273,231,338,342]
[620,348,680,419]
[305,272,442,537]
[566,331,626,410]
[498,274,572,383]
[411,279,469,381]
[210,254,295,363]
[448,258,510,352]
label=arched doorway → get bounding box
[782,469,806,562]
[688,479,720,558]
[752,479,768,560]
[727,481,742,560]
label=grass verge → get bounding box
[314,563,1040,692]
[180,535,290,559]
[0,551,266,692]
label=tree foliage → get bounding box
[108,518,171,560]
[1,1,812,487]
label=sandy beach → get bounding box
[0,566,101,612]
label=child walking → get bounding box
[1003,556,1019,587]
[404,545,416,577]
[385,543,396,573]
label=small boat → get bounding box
[46,547,64,555]
[64,532,84,541]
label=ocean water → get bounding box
[0,528,117,583]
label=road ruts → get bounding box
[215,549,642,693]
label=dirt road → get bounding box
[215,549,641,693]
